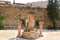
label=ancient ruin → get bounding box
[17,11,44,39]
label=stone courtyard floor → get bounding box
[0,29,60,40]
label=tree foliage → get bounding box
[47,0,59,29]
[0,13,4,30]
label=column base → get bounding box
[17,35,22,38]
[39,35,43,37]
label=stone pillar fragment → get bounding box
[17,20,22,38]
[39,22,44,37]
[28,12,34,30]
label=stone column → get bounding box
[28,13,34,30]
[17,20,22,38]
[39,22,44,37]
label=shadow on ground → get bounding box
[43,29,56,32]
[9,38,36,40]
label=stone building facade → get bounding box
[0,1,51,29]
[0,7,51,29]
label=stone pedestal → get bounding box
[39,22,44,37]
[22,31,40,39]
[17,20,22,38]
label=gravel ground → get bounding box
[0,29,60,40]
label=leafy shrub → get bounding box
[0,13,4,30]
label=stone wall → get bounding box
[0,7,51,29]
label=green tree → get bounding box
[0,13,4,30]
[13,0,15,4]
[47,0,59,29]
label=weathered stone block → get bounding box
[22,31,40,39]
